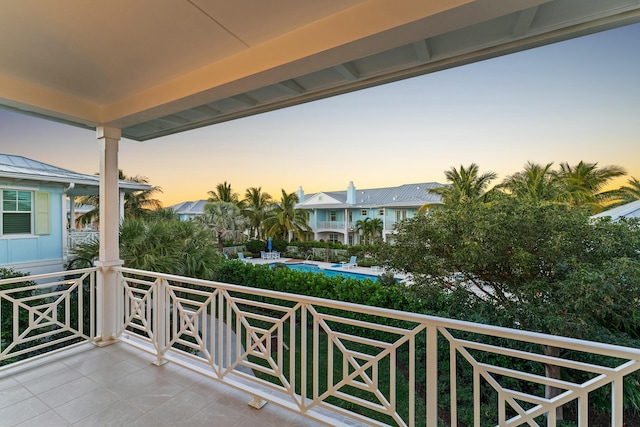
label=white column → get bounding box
[69,196,76,231]
[62,194,69,259]
[119,190,125,222]
[95,125,123,346]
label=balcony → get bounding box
[66,230,99,254]
[1,267,639,426]
[314,221,347,231]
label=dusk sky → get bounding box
[1,23,639,207]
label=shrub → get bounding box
[271,238,287,252]
[245,239,265,253]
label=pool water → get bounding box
[272,263,381,281]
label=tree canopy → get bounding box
[386,196,640,339]
[262,189,310,242]
[76,170,163,225]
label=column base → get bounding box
[248,396,268,409]
[93,337,118,347]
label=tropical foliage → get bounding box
[207,181,240,205]
[427,161,635,214]
[498,161,567,204]
[71,217,223,280]
[557,160,626,209]
[425,163,497,207]
[355,217,383,244]
[76,170,163,225]
[242,187,272,239]
[384,183,640,422]
[197,201,249,251]
[608,176,640,207]
[262,189,310,242]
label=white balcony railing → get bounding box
[67,230,99,250]
[314,221,346,230]
[2,267,639,425]
[0,268,97,366]
[113,267,640,427]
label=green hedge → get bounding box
[215,261,438,315]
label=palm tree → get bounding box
[607,176,640,207]
[355,217,384,244]
[207,181,240,204]
[71,216,221,279]
[426,163,497,207]
[242,187,272,239]
[355,217,371,245]
[262,190,310,242]
[122,174,163,218]
[197,201,249,251]
[557,161,626,212]
[369,218,383,242]
[498,162,566,204]
[76,170,162,225]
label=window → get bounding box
[2,190,32,234]
[361,209,368,216]
[328,233,339,243]
[378,208,384,216]
[395,209,408,222]
[330,211,337,221]
[348,211,353,222]
[1,190,49,235]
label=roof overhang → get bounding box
[2,0,639,141]
[0,173,150,197]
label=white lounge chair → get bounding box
[341,256,357,269]
[238,252,252,262]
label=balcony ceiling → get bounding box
[1,0,639,141]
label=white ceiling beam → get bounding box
[512,6,539,38]
[231,94,258,106]
[275,79,306,95]
[412,39,431,62]
[334,62,359,81]
[193,104,222,116]
[158,114,190,125]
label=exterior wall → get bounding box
[306,206,420,244]
[179,213,199,221]
[0,183,65,274]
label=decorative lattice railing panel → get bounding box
[0,268,96,366]
[112,267,640,427]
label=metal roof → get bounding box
[168,200,208,216]
[1,1,639,141]
[0,154,151,196]
[299,182,444,209]
[591,200,640,221]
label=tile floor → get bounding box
[0,342,328,426]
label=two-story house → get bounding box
[296,181,443,244]
[0,154,150,275]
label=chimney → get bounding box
[297,186,305,203]
[346,181,356,204]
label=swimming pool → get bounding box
[272,262,382,281]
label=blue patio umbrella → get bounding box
[267,237,272,252]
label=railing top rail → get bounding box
[0,267,99,286]
[114,266,640,360]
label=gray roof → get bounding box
[0,154,151,196]
[169,200,208,215]
[298,182,444,209]
[65,199,95,214]
[592,200,640,221]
